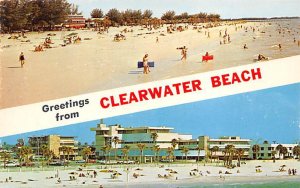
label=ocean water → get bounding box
[187,181,300,188]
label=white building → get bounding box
[250,143,298,159]
[90,121,205,161]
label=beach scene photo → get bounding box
[0,83,299,187]
[1,0,300,108]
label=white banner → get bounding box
[1,55,300,137]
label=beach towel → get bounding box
[138,61,155,68]
[202,55,214,61]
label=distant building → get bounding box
[249,142,298,159]
[28,135,78,160]
[65,15,86,29]
[90,121,205,162]
[198,136,252,159]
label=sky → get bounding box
[68,0,300,19]
[1,83,299,145]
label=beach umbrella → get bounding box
[280,165,286,167]
[113,172,122,176]
[255,165,262,168]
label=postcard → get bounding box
[0,0,299,187]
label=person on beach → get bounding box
[19,52,25,68]
[143,54,150,74]
[243,44,248,49]
[278,44,282,50]
[181,46,187,61]
[156,37,159,43]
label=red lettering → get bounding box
[138,90,149,101]
[241,70,251,81]
[119,93,128,105]
[191,80,202,91]
[211,76,221,87]
[148,87,162,99]
[164,85,174,97]
[129,92,139,103]
[110,96,119,107]
[182,81,192,93]
[100,97,110,108]
[222,74,231,85]
[172,83,182,94]
[232,72,241,84]
[251,68,262,80]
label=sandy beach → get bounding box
[1,19,300,108]
[0,159,299,187]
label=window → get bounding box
[268,147,271,150]
[261,147,264,150]
[261,153,264,156]
[268,153,271,157]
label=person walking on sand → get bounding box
[143,54,150,74]
[19,52,25,68]
[181,46,187,61]
[156,37,159,43]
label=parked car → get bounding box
[75,160,86,164]
[49,160,64,166]
[5,161,20,167]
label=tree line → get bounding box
[91,8,221,26]
[0,0,80,32]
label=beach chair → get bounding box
[137,61,155,68]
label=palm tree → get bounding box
[252,144,260,159]
[292,145,300,160]
[40,144,48,167]
[281,147,288,159]
[19,146,33,167]
[44,149,55,166]
[224,145,235,167]
[151,133,158,145]
[166,147,174,162]
[82,147,92,165]
[211,146,220,162]
[65,147,73,166]
[112,136,120,160]
[0,151,11,169]
[101,146,108,163]
[235,148,244,167]
[195,146,202,170]
[152,145,160,163]
[60,146,67,167]
[271,150,277,162]
[171,139,178,149]
[276,144,284,159]
[182,146,189,162]
[137,143,146,163]
[121,145,130,162]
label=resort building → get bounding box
[198,136,252,159]
[90,121,205,162]
[249,142,299,159]
[65,15,86,29]
[28,135,78,160]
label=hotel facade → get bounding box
[198,136,252,159]
[28,135,78,160]
[249,143,298,159]
[90,121,254,162]
[90,122,206,162]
